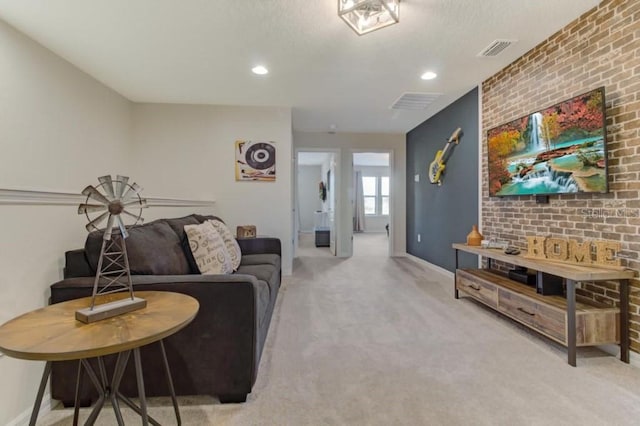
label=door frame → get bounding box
[350,149,394,256]
[294,148,342,257]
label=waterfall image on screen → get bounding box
[487,87,607,197]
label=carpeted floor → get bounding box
[41,246,640,425]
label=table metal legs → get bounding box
[109,352,129,425]
[80,358,109,425]
[620,279,630,363]
[454,249,459,299]
[72,339,181,425]
[133,348,149,426]
[28,361,52,426]
[566,279,577,367]
[160,340,181,425]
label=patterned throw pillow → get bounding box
[207,219,242,270]
[184,222,233,274]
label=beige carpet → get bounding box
[41,250,640,425]
[296,231,389,258]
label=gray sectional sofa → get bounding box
[49,214,281,404]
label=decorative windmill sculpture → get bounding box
[75,175,148,323]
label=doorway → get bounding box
[295,150,338,257]
[352,151,392,257]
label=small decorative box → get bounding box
[236,225,257,239]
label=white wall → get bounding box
[297,165,322,232]
[131,103,293,274]
[0,19,133,425]
[355,165,390,232]
[293,132,406,257]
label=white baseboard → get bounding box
[7,395,55,426]
[402,253,454,280]
[597,344,640,367]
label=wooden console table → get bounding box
[453,243,635,366]
[0,291,199,425]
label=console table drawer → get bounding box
[456,270,497,309]
[534,303,566,343]
[497,289,536,327]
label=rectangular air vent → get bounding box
[477,39,517,57]
[390,92,441,110]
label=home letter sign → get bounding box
[526,236,621,267]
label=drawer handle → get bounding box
[517,307,535,316]
[467,284,481,291]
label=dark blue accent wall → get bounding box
[406,88,479,271]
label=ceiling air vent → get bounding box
[390,92,441,110]
[477,39,517,57]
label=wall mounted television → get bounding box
[487,86,608,197]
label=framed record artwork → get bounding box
[235,140,276,181]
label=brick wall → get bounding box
[481,0,640,351]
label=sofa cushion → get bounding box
[236,264,277,285]
[236,263,279,302]
[184,222,233,274]
[85,220,191,275]
[240,254,281,269]
[164,215,201,241]
[256,279,271,329]
[194,214,225,224]
[208,220,242,270]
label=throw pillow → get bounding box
[184,222,233,274]
[85,220,191,275]
[207,219,242,270]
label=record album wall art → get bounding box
[235,140,276,181]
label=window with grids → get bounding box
[362,176,389,215]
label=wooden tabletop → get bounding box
[453,243,636,281]
[0,291,199,361]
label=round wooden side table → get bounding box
[0,291,199,425]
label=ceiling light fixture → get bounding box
[252,65,269,75]
[421,71,437,80]
[338,0,400,36]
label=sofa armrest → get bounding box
[237,237,281,256]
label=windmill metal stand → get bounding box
[76,175,148,323]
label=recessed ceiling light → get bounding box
[252,65,269,75]
[421,71,437,80]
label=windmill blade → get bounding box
[98,175,116,199]
[85,211,109,232]
[115,175,129,199]
[122,209,144,224]
[120,182,142,202]
[115,215,129,239]
[102,215,115,241]
[78,203,107,215]
[82,185,111,205]
[122,198,148,208]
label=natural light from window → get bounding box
[363,176,377,215]
[381,177,389,215]
[363,175,389,216]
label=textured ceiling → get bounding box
[0,0,601,133]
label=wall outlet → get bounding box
[417,234,421,243]
[414,174,420,182]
